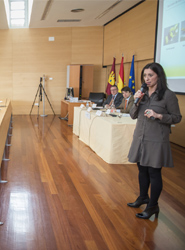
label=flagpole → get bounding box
[117,54,124,93]
[128,55,135,94]
[106,57,116,95]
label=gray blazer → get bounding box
[128,89,182,168]
[103,93,123,108]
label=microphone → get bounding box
[134,82,147,105]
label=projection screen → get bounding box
[155,0,185,94]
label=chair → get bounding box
[89,92,105,106]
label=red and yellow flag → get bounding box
[106,57,116,95]
[117,56,125,93]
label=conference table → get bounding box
[73,107,137,164]
[0,99,12,166]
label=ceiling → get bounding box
[0,0,143,30]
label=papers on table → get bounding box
[85,111,91,119]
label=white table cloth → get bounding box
[73,107,136,164]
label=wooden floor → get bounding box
[0,115,185,250]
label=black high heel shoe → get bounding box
[127,196,149,208]
[136,205,159,219]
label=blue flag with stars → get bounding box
[128,55,135,94]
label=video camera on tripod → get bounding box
[30,76,55,118]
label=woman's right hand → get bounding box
[134,90,145,100]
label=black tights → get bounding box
[137,163,163,207]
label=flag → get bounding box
[128,55,135,94]
[117,56,125,93]
[106,57,116,95]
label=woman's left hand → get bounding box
[144,109,163,120]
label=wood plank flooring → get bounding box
[0,115,185,250]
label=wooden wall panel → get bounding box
[81,65,94,98]
[71,27,103,65]
[120,1,157,62]
[71,27,106,93]
[12,28,72,73]
[0,30,13,100]
[104,0,158,65]
[0,27,104,115]
[103,18,121,65]
[93,65,107,92]
[69,65,81,97]
[11,28,73,114]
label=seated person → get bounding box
[103,85,123,108]
[117,86,134,113]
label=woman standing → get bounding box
[127,62,182,219]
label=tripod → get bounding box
[30,78,55,118]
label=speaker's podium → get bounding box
[60,99,84,126]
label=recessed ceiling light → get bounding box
[71,8,84,13]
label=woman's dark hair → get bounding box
[141,62,168,100]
